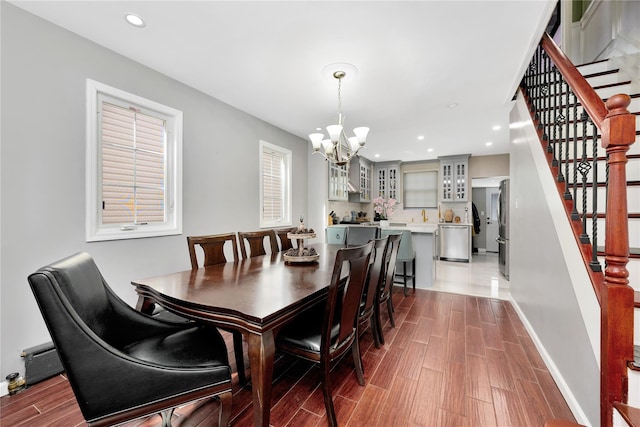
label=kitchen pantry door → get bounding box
[485,188,499,252]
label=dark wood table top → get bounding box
[132,243,345,334]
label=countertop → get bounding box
[327,222,439,234]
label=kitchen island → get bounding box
[326,223,438,289]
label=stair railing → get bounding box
[520,33,636,427]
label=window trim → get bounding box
[259,140,292,228]
[86,79,183,242]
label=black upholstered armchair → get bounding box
[27,252,232,427]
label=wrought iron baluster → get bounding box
[590,119,602,272]
[551,66,559,165]
[542,51,551,150]
[529,59,537,114]
[578,111,591,243]
[535,47,542,120]
[554,71,566,179]
[564,77,571,199]
[571,91,580,219]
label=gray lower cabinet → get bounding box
[326,226,347,244]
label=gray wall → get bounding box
[0,3,308,378]
[510,93,601,425]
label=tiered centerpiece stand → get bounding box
[283,232,318,264]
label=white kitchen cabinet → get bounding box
[349,156,372,202]
[328,162,348,201]
[439,154,469,202]
[374,161,401,201]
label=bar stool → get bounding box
[346,226,379,246]
[382,229,415,296]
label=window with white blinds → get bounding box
[86,80,182,241]
[403,170,438,208]
[259,140,291,228]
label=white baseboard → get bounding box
[509,298,590,426]
[0,380,9,397]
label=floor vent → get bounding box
[21,342,63,385]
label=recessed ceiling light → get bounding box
[315,127,322,131]
[125,13,145,28]
[492,125,501,131]
[427,148,434,152]
[417,135,425,140]
[485,142,493,146]
[374,154,381,158]
[447,103,458,108]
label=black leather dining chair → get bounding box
[27,252,233,427]
[275,242,374,427]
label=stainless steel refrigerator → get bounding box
[496,179,510,280]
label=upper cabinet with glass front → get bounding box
[373,161,401,202]
[328,162,348,201]
[348,156,372,202]
[439,154,470,202]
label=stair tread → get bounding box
[614,402,640,427]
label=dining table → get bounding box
[131,242,344,427]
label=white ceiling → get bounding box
[10,0,555,163]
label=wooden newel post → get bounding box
[600,93,636,427]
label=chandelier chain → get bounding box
[337,76,342,114]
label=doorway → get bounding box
[471,176,508,253]
[485,188,500,253]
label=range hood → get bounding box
[347,181,358,193]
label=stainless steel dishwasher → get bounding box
[439,224,470,262]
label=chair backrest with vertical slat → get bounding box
[360,237,389,324]
[323,242,374,353]
[187,233,239,269]
[274,227,297,251]
[237,230,278,259]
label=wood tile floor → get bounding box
[0,288,576,427]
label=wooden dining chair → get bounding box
[275,241,374,427]
[274,227,297,251]
[237,229,279,258]
[187,233,246,385]
[187,232,239,268]
[375,232,402,345]
[358,236,388,349]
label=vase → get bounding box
[380,220,389,227]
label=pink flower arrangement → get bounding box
[373,197,397,219]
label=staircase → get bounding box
[519,33,639,427]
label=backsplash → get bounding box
[327,201,470,224]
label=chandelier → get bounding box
[308,70,369,166]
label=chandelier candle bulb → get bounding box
[353,127,369,144]
[309,133,324,151]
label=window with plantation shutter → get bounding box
[86,80,182,241]
[259,140,291,228]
